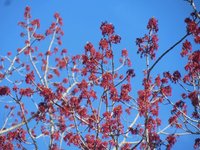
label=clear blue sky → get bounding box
[0,0,199,149]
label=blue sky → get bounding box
[0,0,199,149]
[0,0,196,82]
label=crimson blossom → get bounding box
[0,1,200,150]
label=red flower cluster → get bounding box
[99,38,109,50]
[120,84,131,101]
[163,71,181,84]
[109,86,119,101]
[38,84,55,101]
[0,73,5,80]
[101,72,113,89]
[120,143,131,150]
[166,135,177,150]
[126,69,135,77]
[25,71,35,84]
[45,13,64,45]
[172,71,181,83]
[56,57,68,69]
[54,12,63,26]
[54,83,66,99]
[101,118,123,138]
[64,133,81,146]
[185,12,200,44]
[137,89,151,116]
[31,19,40,28]
[100,22,114,36]
[105,50,113,59]
[185,16,200,43]
[188,91,199,107]
[146,117,158,131]
[181,40,192,57]
[77,80,88,90]
[113,105,122,118]
[0,86,10,96]
[8,128,27,141]
[170,100,187,128]
[100,22,121,45]
[53,68,60,77]
[161,85,172,96]
[33,33,45,40]
[0,136,14,150]
[147,17,159,32]
[194,138,200,149]
[121,49,128,57]
[185,18,199,34]
[184,50,200,81]
[155,75,161,86]
[148,132,161,149]
[168,116,178,126]
[110,34,121,44]
[136,18,159,59]
[38,102,47,113]
[24,6,31,19]
[61,48,67,55]
[69,96,80,108]
[19,88,34,97]
[84,42,95,54]
[85,134,108,150]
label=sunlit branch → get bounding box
[0,36,36,83]
[72,110,89,149]
[59,126,75,149]
[119,113,139,148]
[29,52,44,85]
[159,131,192,136]
[163,94,200,134]
[178,80,192,92]
[0,112,38,135]
[0,109,13,131]
[186,0,200,19]
[4,56,26,77]
[18,101,38,150]
[157,124,172,134]
[178,113,200,134]
[44,19,59,87]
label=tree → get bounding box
[0,0,199,149]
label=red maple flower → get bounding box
[24,6,31,19]
[113,105,122,118]
[194,138,200,149]
[77,80,88,90]
[121,49,128,57]
[99,38,109,50]
[38,84,55,101]
[181,40,192,57]
[0,86,10,96]
[188,91,199,107]
[31,19,40,28]
[172,70,181,83]
[25,71,35,84]
[185,18,198,34]
[166,135,177,150]
[20,88,34,97]
[100,22,115,36]
[161,86,172,96]
[109,34,121,44]
[147,17,159,32]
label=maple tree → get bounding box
[0,0,200,150]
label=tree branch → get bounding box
[147,33,189,79]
